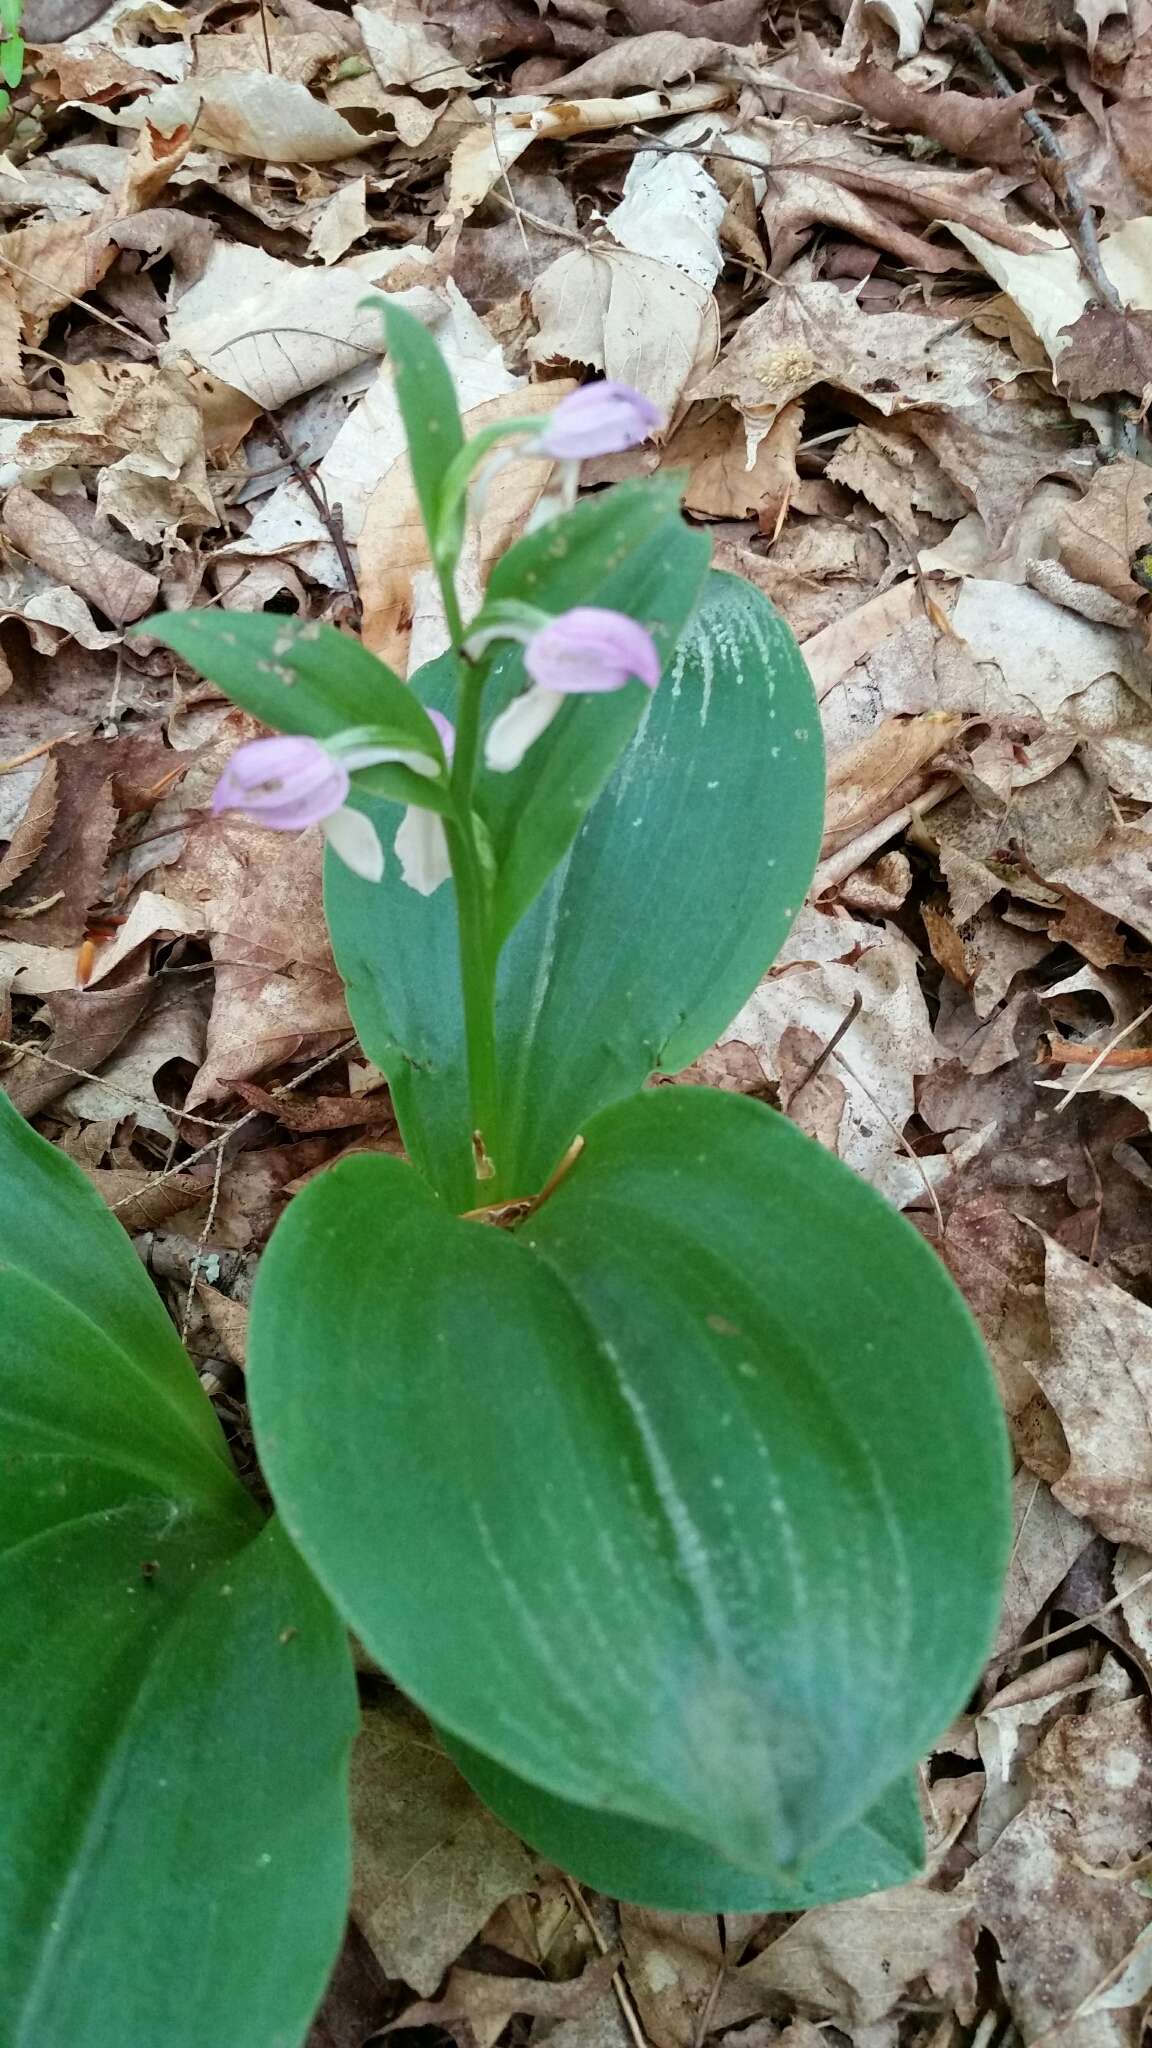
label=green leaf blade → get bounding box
[445,1738,924,1913]
[247,1087,1009,1894]
[145,611,442,758]
[0,1104,357,2048]
[367,295,465,553]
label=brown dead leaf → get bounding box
[617,1908,723,2048]
[387,1955,622,2043]
[350,1694,535,1997]
[1053,458,1152,607]
[749,120,1037,276]
[968,1701,1152,2048]
[0,737,116,943]
[714,1888,977,2032]
[663,399,802,520]
[824,713,963,853]
[3,976,153,1117]
[779,37,1035,170]
[1032,1235,1152,1549]
[1057,302,1152,401]
[3,486,159,625]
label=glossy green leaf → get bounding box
[446,1738,923,1912]
[248,1085,1010,1887]
[482,511,710,945]
[146,610,443,762]
[0,1094,357,2047]
[367,295,464,556]
[1,33,23,87]
[327,572,823,1207]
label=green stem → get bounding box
[445,812,501,1198]
[435,556,502,1196]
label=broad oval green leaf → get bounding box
[248,1085,1010,1889]
[446,1738,924,1913]
[0,1094,357,2048]
[327,572,823,1207]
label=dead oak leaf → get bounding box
[1057,301,1152,401]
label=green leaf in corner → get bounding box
[0,1094,357,2048]
[445,1738,924,1913]
[247,1085,1009,1891]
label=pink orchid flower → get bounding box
[212,723,452,890]
[484,608,661,772]
[534,382,663,461]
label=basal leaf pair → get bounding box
[0,298,1011,2045]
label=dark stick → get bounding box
[263,416,363,629]
[960,28,1123,314]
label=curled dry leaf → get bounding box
[96,72,382,163]
[2,485,159,625]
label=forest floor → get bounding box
[4,0,1152,2043]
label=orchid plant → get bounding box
[0,304,1011,2048]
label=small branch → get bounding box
[263,416,362,628]
[960,28,1123,314]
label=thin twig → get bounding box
[789,991,863,1101]
[256,0,273,70]
[562,1879,650,2048]
[109,1039,359,1214]
[180,1134,227,1344]
[960,29,1124,315]
[992,1560,1152,1665]
[1052,999,1152,1111]
[0,1038,236,1128]
[0,730,82,773]
[0,252,144,340]
[263,416,362,627]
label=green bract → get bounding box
[2,296,1012,2042]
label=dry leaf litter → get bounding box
[6,0,1152,2040]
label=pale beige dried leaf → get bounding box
[803,584,926,699]
[714,1888,975,2031]
[968,1701,1152,2048]
[951,578,1145,720]
[350,1695,533,1998]
[545,32,749,96]
[305,176,370,265]
[995,1472,1093,1655]
[724,908,940,1205]
[693,283,1007,428]
[99,71,381,162]
[1035,1236,1152,1548]
[951,216,1152,372]
[353,1,479,91]
[436,82,729,231]
[861,0,933,58]
[3,486,158,625]
[531,245,718,420]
